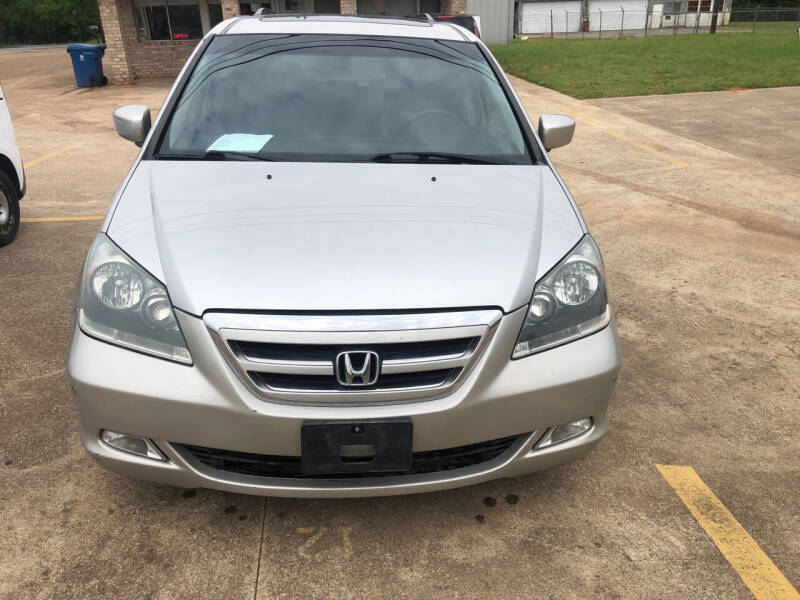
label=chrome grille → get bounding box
[250,367,460,392]
[205,310,502,404]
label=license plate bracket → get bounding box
[301,419,413,476]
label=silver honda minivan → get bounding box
[67,14,621,497]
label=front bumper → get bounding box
[67,307,621,498]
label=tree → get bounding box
[0,0,100,45]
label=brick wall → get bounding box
[97,0,135,83]
[97,0,466,84]
[129,41,200,79]
[221,0,242,18]
[338,0,465,14]
[441,0,467,14]
[98,0,214,82]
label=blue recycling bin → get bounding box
[66,44,108,87]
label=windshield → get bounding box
[155,34,532,165]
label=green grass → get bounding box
[490,33,800,98]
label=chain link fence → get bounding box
[516,7,800,39]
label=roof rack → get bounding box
[251,11,437,24]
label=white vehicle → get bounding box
[0,81,25,246]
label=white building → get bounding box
[516,0,731,35]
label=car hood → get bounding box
[107,161,583,315]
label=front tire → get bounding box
[0,172,20,246]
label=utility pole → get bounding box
[710,0,719,33]
[582,0,590,32]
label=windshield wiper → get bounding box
[370,152,503,165]
[154,150,275,161]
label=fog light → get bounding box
[535,418,592,449]
[101,430,165,460]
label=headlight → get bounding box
[77,234,192,364]
[513,235,610,358]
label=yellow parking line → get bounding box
[21,215,104,223]
[657,465,800,600]
[23,146,74,169]
[606,129,690,169]
[609,164,688,177]
[554,104,604,127]
[554,103,689,170]
[296,527,314,534]
[643,164,689,173]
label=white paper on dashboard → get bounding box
[207,133,274,153]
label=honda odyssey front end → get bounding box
[67,14,621,497]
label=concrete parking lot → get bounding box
[592,86,800,178]
[1,48,798,599]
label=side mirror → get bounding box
[538,114,575,152]
[113,105,151,146]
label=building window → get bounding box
[314,0,341,12]
[209,3,224,25]
[357,0,381,13]
[135,0,223,41]
[136,4,169,40]
[241,0,330,14]
[388,0,416,15]
[357,0,435,15]
[168,3,203,39]
[240,3,269,14]
[687,0,711,10]
[420,0,440,13]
